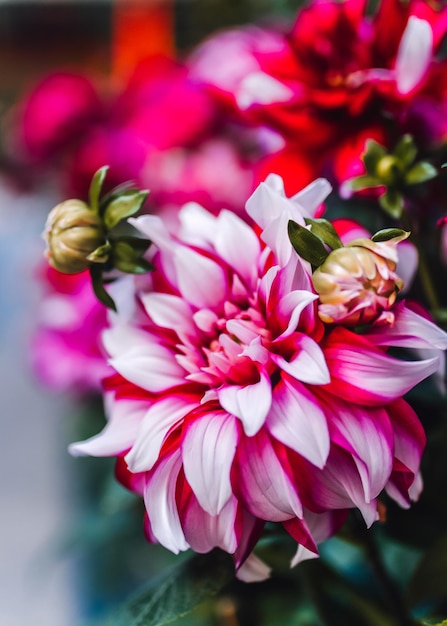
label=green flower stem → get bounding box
[417,249,441,313]
[400,211,441,313]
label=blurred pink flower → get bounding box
[70,176,447,572]
[16,72,102,162]
[31,266,110,394]
[197,0,447,190]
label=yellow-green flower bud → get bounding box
[43,199,107,274]
[312,234,408,326]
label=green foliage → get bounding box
[108,551,235,626]
[288,219,330,266]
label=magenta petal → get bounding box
[218,372,272,436]
[182,494,238,554]
[325,329,440,405]
[215,209,261,288]
[365,303,447,350]
[182,411,239,515]
[69,396,147,457]
[144,452,189,554]
[272,335,330,385]
[267,376,330,468]
[126,395,198,472]
[236,554,271,582]
[395,17,433,95]
[236,430,303,521]
[327,399,394,502]
[140,292,197,340]
[173,246,228,309]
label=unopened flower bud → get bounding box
[312,235,408,326]
[375,155,403,186]
[44,199,107,274]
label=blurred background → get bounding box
[0,2,298,625]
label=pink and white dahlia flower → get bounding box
[70,175,447,575]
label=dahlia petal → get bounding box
[275,290,318,339]
[109,342,186,393]
[215,210,261,287]
[69,397,147,457]
[308,448,379,527]
[291,545,319,567]
[395,17,433,95]
[236,430,303,521]
[193,308,218,333]
[327,401,394,502]
[272,335,330,385]
[289,509,346,567]
[182,411,239,515]
[125,395,198,472]
[178,202,218,250]
[182,494,238,554]
[387,399,426,474]
[140,293,196,339]
[325,328,440,404]
[292,178,332,216]
[267,376,330,468]
[365,303,447,350]
[236,71,294,109]
[218,372,272,436]
[144,451,189,554]
[174,246,228,309]
[236,554,271,582]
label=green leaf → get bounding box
[363,140,387,174]
[114,257,154,274]
[346,174,382,192]
[305,217,343,250]
[110,550,235,626]
[86,242,111,263]
[405,161,438,185]
[112,239,154,274]
[112,235,152,254]
[103,190,149,231]
[379,189,404,219]
[393,134,417,168]
[288,220,330,266]
[89,166,109,214]
[371,228,409,242]
[89,265,116,311]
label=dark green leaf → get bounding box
[363,140,387,174]
[379,189,404,219]
[89,166,109,214]
[103,190,149,231]
[112,239,154,274]
[110,550,235,626]
[393,134,417,168]
[405,161,438,185]
[346,175,382,192]
[288,220,330,266]
[407,535,447,610]
[114,257,154,274]
[112,235,152,254]
[371,228,408,242]
[89,265,117,311]
[304,217,343,250]
[87,242,111,263]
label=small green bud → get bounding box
[43,199,107,274]
[375,155,403,186]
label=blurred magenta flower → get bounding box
[31,266,110,393]
[198,0,447,191]
[70,175,447,572]
[17,72,102,162]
